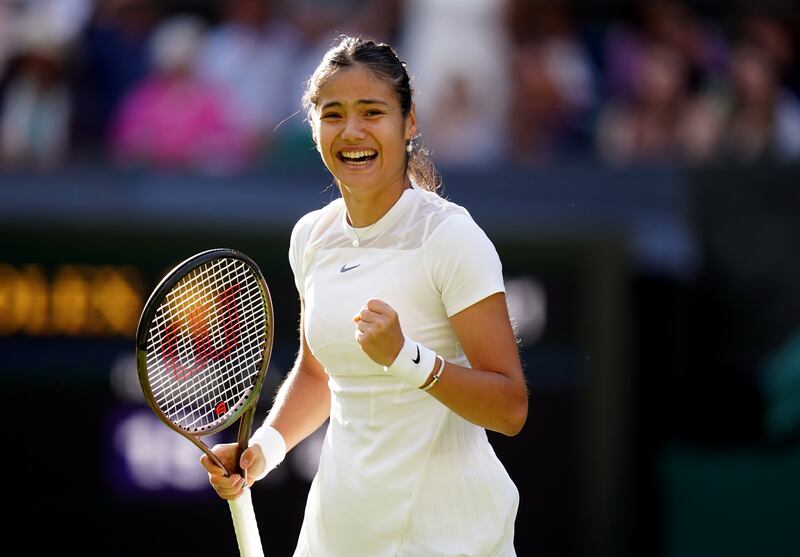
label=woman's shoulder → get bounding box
[413,188,482,241]
[291,198,344,241]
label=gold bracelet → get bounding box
[421,355,446,392]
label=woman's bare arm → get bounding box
[355,292,527,436]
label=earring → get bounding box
[406,140,413,154]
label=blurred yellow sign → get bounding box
[0,263,145,337]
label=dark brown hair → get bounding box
[302,35,440,193]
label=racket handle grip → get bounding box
[228,488,265,557]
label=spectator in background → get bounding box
[0,3,13,78]
[74,0,161,158]
[0,15,75,169]
[283,0,400,91]
[110,15,251,174]
[736,7,800,96]
[196,0,300,155]
[603,0,727,102]
[0,0,93,64]
[709,43,800,163]
[595,42,715,165]
[508,0,597,165]
[399,0,512,168]
[351,0,403,45]
[265,0,398,164]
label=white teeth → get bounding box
[341,150,376,159]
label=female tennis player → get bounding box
[201,35,528,556]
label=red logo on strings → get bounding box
[161,283,242,381]
[215,401,228,416]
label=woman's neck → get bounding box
[341,174,411,227]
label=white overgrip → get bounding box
[228,487,265,557]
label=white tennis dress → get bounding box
[290,184,519,557]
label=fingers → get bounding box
[240,446,256,469]
[200,453,226,475]
[354,317,378,346]
[240,445,266,481]
[366,299,391,313]
[352,299,394,324]
[351,300,406,366]
[210,472,248,500]
[354,307,376,324]
[202,443,249,501]
[207,445,269,501]
[201,443,238,473]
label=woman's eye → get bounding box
[365,110,384,117]
[321,113,341,120]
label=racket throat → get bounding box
[235,406,256,475]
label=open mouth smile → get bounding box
[338,149,378,166]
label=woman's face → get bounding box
[312,65,416,194]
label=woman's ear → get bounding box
[405,103,417,142]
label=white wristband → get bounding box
[383,335,437,388]
[248,425,286,481]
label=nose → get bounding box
[340,115,365,142]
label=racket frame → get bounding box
[135,248,274,476]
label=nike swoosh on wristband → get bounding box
[412,345,420,364]
[340,264,361,273]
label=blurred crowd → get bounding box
[0,0,799,174]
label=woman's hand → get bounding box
[353,299,405,366]
[200,442,266,500]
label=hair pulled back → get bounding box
[302,35,440,193]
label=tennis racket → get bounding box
[135,248,274,557]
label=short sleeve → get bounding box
[425,213,505,317]
[288,211,318,298]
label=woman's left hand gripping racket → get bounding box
[135,248,274,557]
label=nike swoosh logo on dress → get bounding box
[340,264,361,273]
[412,346,420,364]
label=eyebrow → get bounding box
[320,99,390,110]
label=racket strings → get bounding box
[157,258,264,425]
[145,258,269,431]
[155,261,253,415]
[152,260,264,429]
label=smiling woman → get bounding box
[202,35,528,557]
[302,37,438,207]
[309,63,415,228]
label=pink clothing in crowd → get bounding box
[110,76,251,173]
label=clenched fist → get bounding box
[353,299,405,366]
